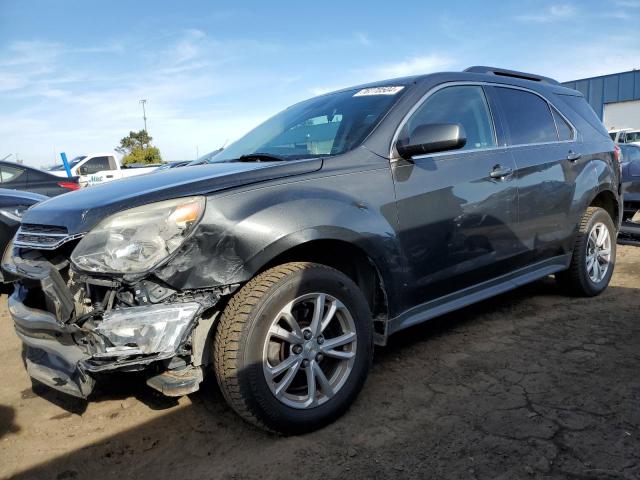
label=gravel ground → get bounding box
[0,246,639,480]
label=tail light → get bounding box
[58,181,80,191]
[614,144,621,163]
[614,145,622,176]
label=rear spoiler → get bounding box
[464,66,560,86]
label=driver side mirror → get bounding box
[396,123,467,159]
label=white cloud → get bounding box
[511,33,640,81]
[309,54,456,96]
[164,28,208,65]
[354,32,371,47]
[0,31,302,166]
[369,54,456,79]
[309,85,350,96]
[516,4,576,22]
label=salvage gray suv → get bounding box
[2,66,622,433]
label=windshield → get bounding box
[187,148,223,166]
[48,155,86,171]
[209,87,405,163]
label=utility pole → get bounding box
[139,99,148,132]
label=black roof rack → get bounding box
[464,66,560,86]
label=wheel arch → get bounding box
[588,188,620,227]
[249,233,391,343]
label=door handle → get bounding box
[567,151,582,162]
[106,175,114,178]
[490,165,513,179]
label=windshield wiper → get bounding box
[237,153,289,162]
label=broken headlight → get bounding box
[71,196,205,274]
[93,302,200,357]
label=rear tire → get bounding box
[213,262,373,434]
[556,207,616,296]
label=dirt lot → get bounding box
[0,247,639,480]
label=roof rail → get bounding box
[464,66,560,86]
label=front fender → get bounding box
[153,168,403,299]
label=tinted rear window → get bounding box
[495,87,557,145]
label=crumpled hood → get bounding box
[22,159,322,234]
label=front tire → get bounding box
[556,207,616,296]
[213,262,373,434]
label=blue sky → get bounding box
[1,0,639,166]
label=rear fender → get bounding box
[569,155,620,241]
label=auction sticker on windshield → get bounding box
[353,86,404,96]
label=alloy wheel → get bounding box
[262,293,357,409]
[586,222,611,283]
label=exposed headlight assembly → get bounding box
[71,196,205,274]
[93,302,200,358]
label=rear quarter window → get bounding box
[551,108,573,141]
[558,94,609,137]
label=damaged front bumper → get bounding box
[10,292,95,398]
[5,250,221,399]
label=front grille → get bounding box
[14,224,82,250]
[20,224,68,235]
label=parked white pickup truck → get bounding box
[609,128,640,145]
[48,152,160,186]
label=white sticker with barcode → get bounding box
[353,86,404,96]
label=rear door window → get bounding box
[495,87,558,145]
[405,85,496,151]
